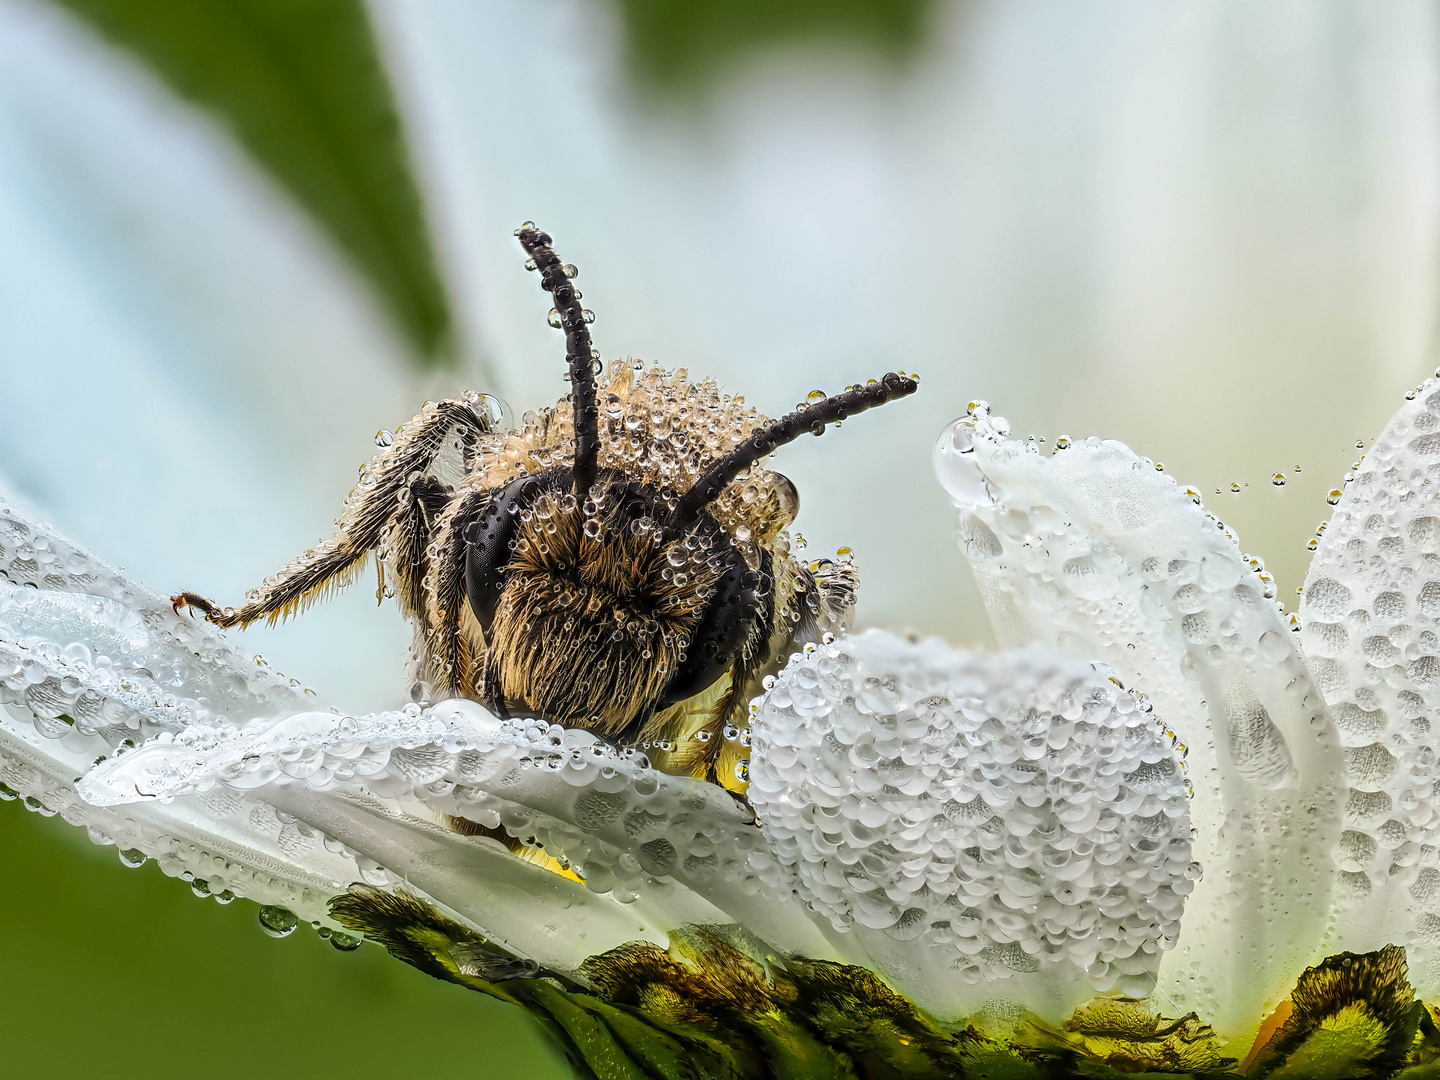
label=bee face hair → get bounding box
[174,224,918,787]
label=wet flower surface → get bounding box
[11,374,1440,1077]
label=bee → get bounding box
[174,224,917,790]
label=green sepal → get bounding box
[1245,945,1422,1080]
[329,886,1050,1080]
[331,886,1440,1079]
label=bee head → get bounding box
[458,225,917,741]
[463,470,766,736]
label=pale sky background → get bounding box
[0,0,1435,714]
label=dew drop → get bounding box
[258,906,299,939]
[1271,473,1286,487]
[1327,489,1343,506]
[374,429,394,447]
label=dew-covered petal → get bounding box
[1302,375,1440,991]
[0,663,355,924]
[81,698,839,966]
[750,630,1194,1020]
[0,501,349,922]
[937,415,1345,1036]
[0,501,311,724]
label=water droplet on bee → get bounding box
[374,429,394,447]
[1054,435,1071,450]
[547,308,562,328]
[1271,473,1286,487]
[1327,489,1343,505]
[582,309,596,324]
[524,258,537,272]
[735,760,750,783]
[584,519,602,540]
[1356,440,1365,449]
[118,847,146,868]
[1230,483,1241,493]
[806,389,827,404]
[562,263,578,278]
[1307,538,1319,551]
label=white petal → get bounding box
[0,501,350,921]
[1302,375,1440,991]
[750,629,1193,1021]
[82,698,840,967]
[938,417,1345,1036]
[0,501,311,723]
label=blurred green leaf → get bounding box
[616,0,936,92]
[49,0,454,365]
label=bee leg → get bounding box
[423,487,492,696]
[171,591,219,618]
[170,398,495,630]
[479,655,509,719]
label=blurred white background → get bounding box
[0,0,1435,712]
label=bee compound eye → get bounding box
[657,548,764,709]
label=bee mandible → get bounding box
[174,224,918,789]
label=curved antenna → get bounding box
[669,372,919,530]
[517,223,599,495]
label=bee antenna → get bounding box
[669,373,919,530]
[516,223,600,495]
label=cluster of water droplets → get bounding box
[748,630,1193,1001]
[458,361,797,551]
[1301,375,1440,979]
[81,697,778,913]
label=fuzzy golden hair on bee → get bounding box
[486,488,730,739]
[173,222,919,791]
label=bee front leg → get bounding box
[170,398,496,630]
